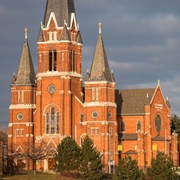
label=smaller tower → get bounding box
[84,23,117,173]
[8,28,36,169]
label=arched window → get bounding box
[50,107,55,134]
[137,121,141,131]
[56,112,60,134]
[45,107,60,134]
[49,50,57,71]
[54,50,57,71]
[121,121,125,132]
[155,115,161,134]
[49,51,52,71]
[46,112,49,134]
[80,113,84,123]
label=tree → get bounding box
[171,114,180,148]
[55,136,81,176]
[23,140,55,175]
[0,129,9,175]
[113,155,144,180]
[79,135,103,180]
[147,151,180,180]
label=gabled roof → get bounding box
[116,88,155,115]
[85,23,114,82]
[124,150,137,154]
[119,133,138,140]
[152,135,170,141]
[43,0,76,28]
[12,29,36,86]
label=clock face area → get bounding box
[48,84,56,94]
[17,113,24,120]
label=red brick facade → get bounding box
[8,0,178,173]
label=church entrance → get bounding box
[48,158,56,170]
[17,159,25,170]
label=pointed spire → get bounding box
[60,24,70,41]
[86,23,114,82]
[12,28,36,86]
[37,23,45,42]
[77,31,83,44]
[166,97,171,108]
[43,0,76,28]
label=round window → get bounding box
[48,84,56,94]
[108,111,112,119]
[17,113,24,120]
[92,111,98,119]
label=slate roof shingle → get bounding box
[116,88,156,115]
[119,133,138,140]
[12,34,36,86]
[43,0,76,28]
[85,27,114,82]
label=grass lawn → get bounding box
[1,171,76,180]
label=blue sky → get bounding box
[1,0,180,128]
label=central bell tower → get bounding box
[34,0,83,140]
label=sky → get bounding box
[1,0,180,128]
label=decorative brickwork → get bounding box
[8,0,178,173]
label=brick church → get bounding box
[8,0,178,172]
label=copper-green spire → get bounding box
[12,28,36,86]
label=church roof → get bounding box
[119,133,138,140]
[12,29,36,86]
[152,135,170,141]
[43,0,76,28]
[124,150,137,154]
[116,88,155,115]
[85,23,114,82]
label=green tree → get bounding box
[171,114,180,147]
[113,155,144,180]
[56,136,80,176]
[79,135,103,180]
[147,151,180,180]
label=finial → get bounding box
[158,79,160,86]
[64,19,67,26]
[24,28,28,40]
[166,97,169,101]
[98,22,102,34]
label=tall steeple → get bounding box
[86,23,114,82]
[12,28,36,86]
[43,0,76,28]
